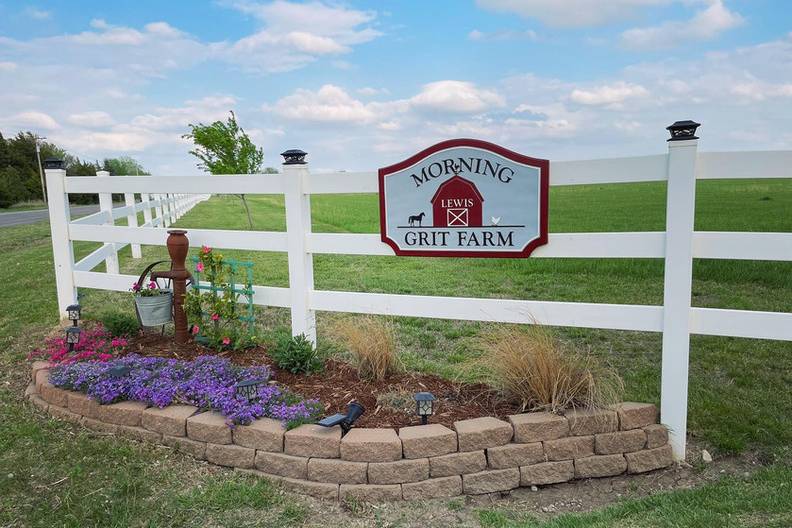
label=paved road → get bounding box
[0,204,102,227]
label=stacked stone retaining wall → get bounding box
[27,361,674,501]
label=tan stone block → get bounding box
[24,383,36,398]
[98,401,148,426]
[206,443,255,468]
[233,418,284,452]
[402,475,462,500]
[31,361,51,382]
[67,392,99,419]
[142,405,198,436]
[613,402,658,430]
[508,412,569,443]
[29,394,49,412]
[34,369,50,389]
[340,483,402,502]
[80,417,119,435]
[39,384,68,407]
[49,404,81,424]
[307,458,367,484]
[520,460,574,486]
[255,451,308,479]
[625,444,674,474]
[161,435,206,459]
[487,442,545,469]
[285,424,341,458]
[544,435,595,461]
[186,411,232,444]
[429,450,486,477]
[462,468,520,494]
[575,454,627,478]
[644,424,669,449]
[565,408,618,435]
[341,428,402,462]
[280,476,339,501]
[399,424,457,459]
[116,424,162,444]
[595,429,646,454]
[454,417,513,452]
[368,458,429,485]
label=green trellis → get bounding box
[189,256,255,335]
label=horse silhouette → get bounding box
[408,212,425,227]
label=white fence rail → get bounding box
[45,139,792,461]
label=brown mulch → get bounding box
[125,331,520,428]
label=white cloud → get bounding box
[468,29,538,41]
[269,85,377,123]
[622,0,743,50]
[570,81,650,106]
[2,111,60,130]
[218,1,381,72]
[24,7,51,20]
[410,81,505,113]
[67,111,115,128]
[475,0,671,27]
[357,87,390,96]
[0,62,18,72]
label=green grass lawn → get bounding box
[1,178,790,527]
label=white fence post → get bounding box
[96,170,120,274]
[45,159,77,318]
[155,193,165,227]
[141,193,153,227]
[283,150,317,344]
[169,193,177,224]
[124,192,142,258]
[660,121,700,461]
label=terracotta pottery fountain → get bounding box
[150,230,192,343]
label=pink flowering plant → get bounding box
[131,279,166,297]
[184,246,251,350]
[29,322,127,365]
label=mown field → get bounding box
[1,178,790,527]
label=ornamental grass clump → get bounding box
[329,316,400,382]
[474,325,624,414]
[29,323,127,365]
[49,354,322,427]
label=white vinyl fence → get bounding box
[45,137,792,460]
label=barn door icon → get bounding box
[447,208,469,226]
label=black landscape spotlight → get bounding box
[65,326,81,351]
[414,392,436,425]
[317,400,365,435]
[234,378,267,401]
[108,364,131,378]
[66,304,81,326]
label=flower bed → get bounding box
[48,354,322,427]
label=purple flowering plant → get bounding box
[49,354,323,428]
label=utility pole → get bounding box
[34,135,47,203]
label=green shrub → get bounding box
[99,312,139,337]
[270,332,323,374]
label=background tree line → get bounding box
[0,130,149,208]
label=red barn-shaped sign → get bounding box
[431,175,484,227]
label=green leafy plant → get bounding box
[270,332,324,374]
[99,312,139,337]
[184,246,253,350]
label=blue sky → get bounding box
[0,0,790,173]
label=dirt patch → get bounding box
[124,331,519,428]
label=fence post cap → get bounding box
[281,149,308,165]
[43,158,65,170]
[666,120,700,141]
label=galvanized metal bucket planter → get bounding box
[134,260,173,327]
[135,291,173,326]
